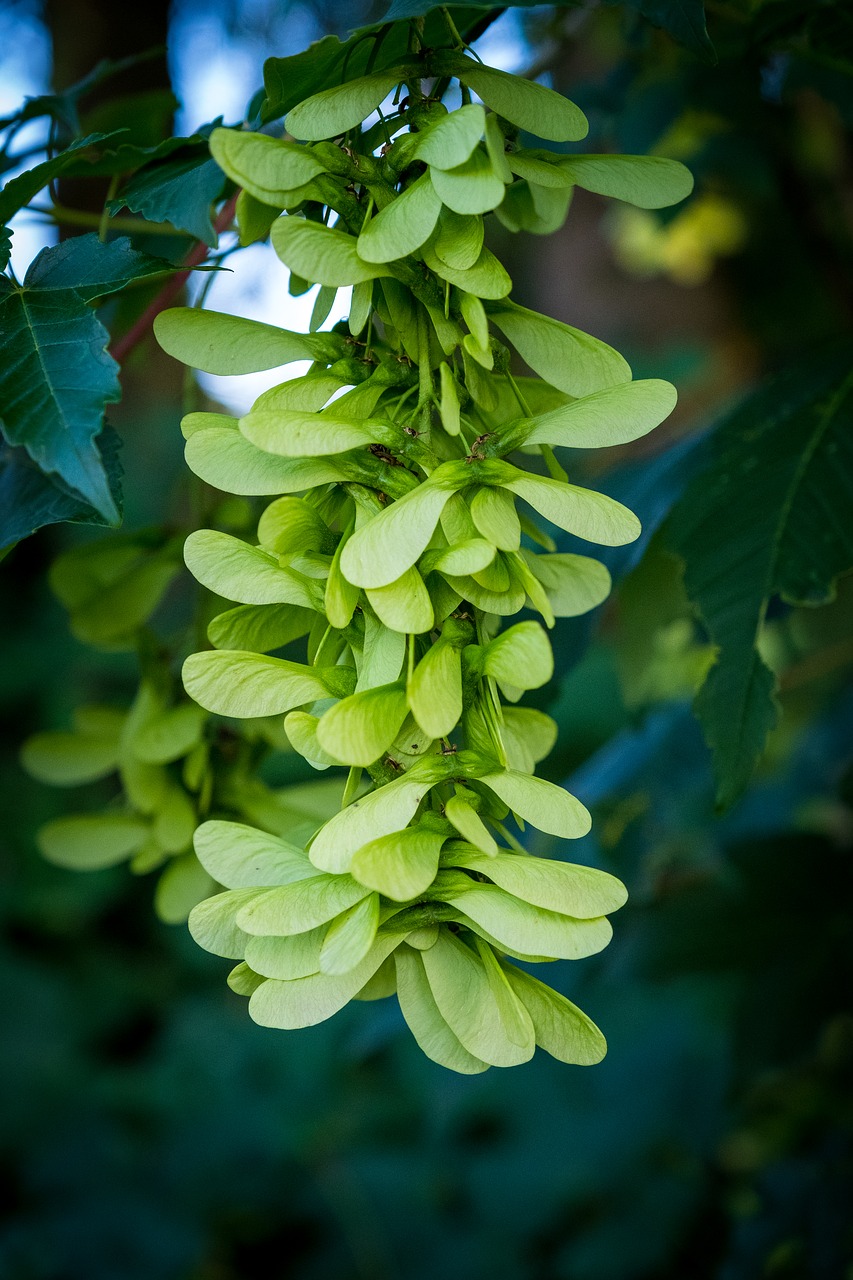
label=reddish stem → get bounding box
[109,190,240,364]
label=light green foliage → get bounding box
[154,307,340,374]
[21,24,686,1071]
[488,304,632,397]
[271,219,392,287]
[209,128,325,203]
[284,71,403,141]
[357,174,442,263]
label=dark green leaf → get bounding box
[629,0,716,62]
[24,233,171,302]
[0,278,120,522]
[112,154,225,246]
[0,427,122,552]
[670,350,853,807]
[0,132,115,225]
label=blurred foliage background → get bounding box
[1,0,852,1277]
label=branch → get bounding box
[109,190,240,365]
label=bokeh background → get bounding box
[2,1,852,1277]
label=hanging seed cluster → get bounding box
[30,32,692,1073]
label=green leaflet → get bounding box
[488,303,631,397]
[208,603,314,652]
[439,361,461,436]
[350,825,446,900]
[227,963,265,997]
[353,956,397,1000]
[430,146,507,217]
[188,889,261,959]
[366,566,435,635]
[240,409,380,457]
[237,873,371,935]
[248,934,402,1028]
[475,937,536,1052]
[284,711,340,770]
[184,530,321,609]
[341,464,467,588]
[502,707,558,774]
[48,540,180,649]
[469,486,521,551]
[244,928,326,980]
[480,620,554,690]
[408,641,462,740]
[507,379,677,451]
[325,532,360,630]
[507,150,575,190]
[434,209,484,271]
[357,174,442,264]
[395,946,489,1074]
[254,374,343,414]
[185,427,350,495]
[154,307,338,374]
[182,650,354,718]
[420,931,534,1067]
[21,708,123,785]
[271,217,392,287]
[496,180,573,237]
[209,128,326,203]
[358,608,407,691]
[448,849,627,918]
[236,190,283,245]
[479,769,591,838]
[37,813,150,870]
[444,793,498,857]
[500,469,641,546]
[408,103,485,169]
[153,785,196,853]
[154,854,216,926]
[439,877,612,960]
[309,760,449,873]
[315,682,410,766]
[421,242,511,300]
[556,154,694,209]
[454,58,588,143]
[419,538,494,577]
[523,552,612,618]
[193,819,315,888]
[319,893,380,974]
[503,964,607,1066]
[349,280,372,335]
[257,495,334,554]
[133,704,206,764]
[285,70,403,141]
[484,113,513,185]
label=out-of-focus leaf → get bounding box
[670,350,853,807]
[0,132,116,224]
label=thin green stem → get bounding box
[29,202,191,236]
[506,369,533,417]
[98,173,120,243]
[416,307,433,440]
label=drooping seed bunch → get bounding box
[27,21,691,1072]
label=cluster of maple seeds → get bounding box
[27,32,692,1072]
